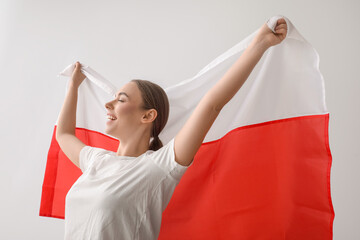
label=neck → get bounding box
[116,128,151,157]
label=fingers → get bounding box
[275,29,286,36]
[275,23,287,34]
[73,61,83,76]
[275,18,287,29]
[75,61,81,69]
[275,23,287,30]
[277,18,286,24]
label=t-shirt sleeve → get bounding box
[79,146,108,173]
[150,137,193,181]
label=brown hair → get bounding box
[130,79,169,151]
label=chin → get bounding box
[104,127,117,139]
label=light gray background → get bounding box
[0,0,358,239]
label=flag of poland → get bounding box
[40,15,334,239]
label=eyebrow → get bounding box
[114,92,130,99]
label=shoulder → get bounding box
[79,146,112,172]
[80,146,111,158]
[148,138,191,181]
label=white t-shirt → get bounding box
[64,137,192,240]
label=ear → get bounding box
[142,109,157,123]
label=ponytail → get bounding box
[149,135,163,151]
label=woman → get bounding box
[56,18,287,239]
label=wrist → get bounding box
[69,82,80,90]
[250,38,270,53]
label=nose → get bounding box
[105,100,114,110]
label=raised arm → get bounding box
[56,62,87,168]
[174,19,288,167]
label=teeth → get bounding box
[107,115,116,120]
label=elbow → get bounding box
[55,127,61,141]
[55,129,61,141]
[203,93,224,113]
[55,133,61,142]
[56,131,66,142]
[214,104,223,113]
[56,129,74,141]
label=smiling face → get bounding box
[104,81,155,139]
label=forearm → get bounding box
[208,40,269,111]
[56,83,79,138]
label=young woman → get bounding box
[56,18,287,239]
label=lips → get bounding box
[107,113,117,120]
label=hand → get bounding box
[71,61,86,88]
[252,18,288,49]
